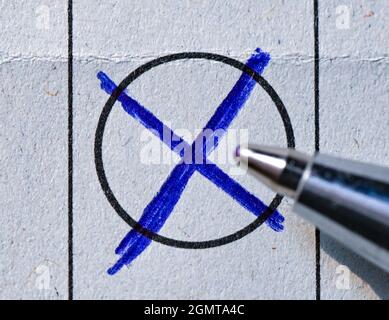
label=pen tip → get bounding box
[235,145,241,159]
[233,145,309,198]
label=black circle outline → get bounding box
[95,52,295,249]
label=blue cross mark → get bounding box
[97,48,285,275]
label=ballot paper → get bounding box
[0,0,388,299]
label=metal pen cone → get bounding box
[234,145,309,198]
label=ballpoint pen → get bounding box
[235,145,389,272]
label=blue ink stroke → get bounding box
[97,48,284,274]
